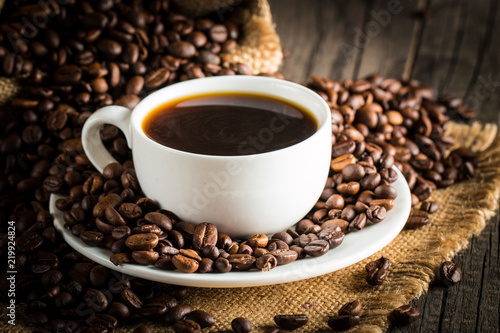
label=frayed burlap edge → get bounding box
[223,0,283,74]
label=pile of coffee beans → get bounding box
[54,156,398,272]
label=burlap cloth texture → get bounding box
[2,1,500,333]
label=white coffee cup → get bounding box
[82,76,332,238]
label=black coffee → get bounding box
[142,92,318,156]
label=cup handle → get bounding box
[81,106,133,173]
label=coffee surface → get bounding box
[142,93,318,156]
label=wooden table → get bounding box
[268,0,500,332]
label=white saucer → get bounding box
[50,167,411,288]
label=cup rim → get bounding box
[130,76,331,159]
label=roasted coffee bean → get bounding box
[215,257,232,273]
[54,292,74,308]
[312,208,329,224]
[252,247,268,258]
[231,317,252,333]
[340,205,357,222]
[96,39,123,57]
[154,257,175,270]
[192,222,218,250]
[137,198,160,213]
[271,232,294,245]
[304,239,330,257]
[106,207,127,226]
[53,65,82,84]
[185,310,215,328]
[93,194,121,218]
[270,249,298,265]
[342,163,366,182]
[388,305,420,325]
[196,258,214,273]
[255,254,278,271]
[274,314,308,330]
[420,201,439,214]
[209,24,228,42]
[359,172,381,190]
[41,270,63,289]
[43,175,64,193]
[110,253,132,265]
[370,198,395,211]
[366,205,386,223]
[145,68,170,89]
[109,279,131,294]
[121,289,143,310]
[321,218,348,233]
[102,163,124,180]
[83,288,109,313]
[17,231,43,253]
[267,240,289,251]
[349,213,367,231]
[136,224,162,235]
[169,41,196,58]
[339,300,362,316]
[374,184,397,199]
[132,251,159,265]
[125,233,159,251]
[165,304,193,325]
[80,231,104,246]
[227,254,256,271]
[331,154,356,172]
[147,295,178,312]
[295,219,315,234]
[172,252,200,273]
[298,233,319,247]
[169,230,185,249]
[328,315,360,331]
[404,210,430,229]
[200,245,219,261]
[366,256,390,285]
[86,314,118,331]
[238,244,253,255]
[439,261,462,287]
[337,181,360,196]
[318,226,345,249]
[118,202,142,220]
[139,302,167,319]
[286,228,300,239]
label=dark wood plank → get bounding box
[461,0,500,126]
[440,0,494,100]
[268,0,368,83]
[356,0,421,80]
[411,0,465,90]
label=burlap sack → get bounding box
[171,0,282,75]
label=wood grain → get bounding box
[269,0,500,332]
